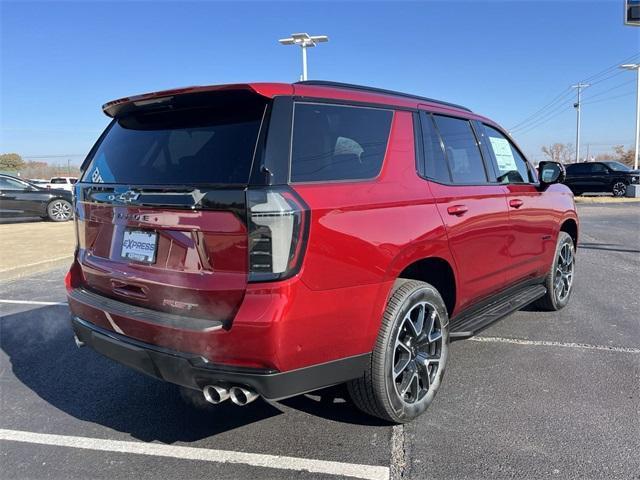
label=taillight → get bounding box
[247,187,309,282]
[65,260,84,290]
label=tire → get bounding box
[347,279,449,423]
[47,199,72,222]
[533,232,575,311]
[612,181,627,197]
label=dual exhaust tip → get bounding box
[203,385,258,406]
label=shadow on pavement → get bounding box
[1,305,385,444]
[578,242,640,254]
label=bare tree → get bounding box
[541,143,575,164]
[594,153,615,162]
[613,145,634,167]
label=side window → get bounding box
[567,164,587,175]
[0,177,26,190]
[419,112,450,183]
[290,103,393,182]
[432,115,487,184]
[483,125,532,183]
[590,163,607,174]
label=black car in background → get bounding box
[0,174,73,221]
[564,161,640,197]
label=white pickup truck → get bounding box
[44,176,78,192]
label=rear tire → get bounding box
[533,232,575,311]
[347,280,449,423]
[47,199,72,222]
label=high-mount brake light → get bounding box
[247,187,309,282]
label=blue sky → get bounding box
[1,0,638,165]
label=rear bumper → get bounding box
[71,316,369,400]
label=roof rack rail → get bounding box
[295,80,472,112]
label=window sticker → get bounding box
[489,136,517,172]
[88,152,114,183]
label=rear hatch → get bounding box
[74,90,268,323]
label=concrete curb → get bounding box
[574,197,640,204]
[0,256,72,282]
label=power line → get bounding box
[511,104,573,136]
[581,90,635,105]
[509,88,573,131]
[582,79,635,101]
[509,52,640,132]
[21,154,85,159]
[579,52,640,83]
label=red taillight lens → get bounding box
[247,187,309,282]
[65,261,84,291]
[64,270,72,290]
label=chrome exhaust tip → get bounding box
[73,335,85,348]
[203,385,230,405]
[229,386,259,406]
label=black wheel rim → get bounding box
[554,242,574,302]
[613,182,626,196]
[392,301,442,404]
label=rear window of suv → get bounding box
[83,94,267,185]
[290,103,393,182]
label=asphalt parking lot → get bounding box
[1,202,639,480]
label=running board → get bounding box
[449,284,547,339]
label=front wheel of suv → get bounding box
[347,280,449,423]
[533,231,575,311]
[612,181,627,197]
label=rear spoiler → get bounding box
[102,83,292,118]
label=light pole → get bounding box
[278,33,329,81]
[620,63,640,170]
[571,83,589,163]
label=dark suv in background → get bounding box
[66,81,578,423]
[0,174,73,221]
[564,161,639,196]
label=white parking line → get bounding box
[0,429,390,480]
[470,336,640,354]
[0,299,67,306]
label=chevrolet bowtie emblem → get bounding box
[117,190,140,203]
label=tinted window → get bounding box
[50,178,67,184]
[290,103,393,182]
[566,163,588,174]
[420,112,450,183]
[590,163,607,174]
[433,115,487,184]
[483,125,531,183]
[604,161,630,172]
[0,177,27,190]
[83,94,267,185]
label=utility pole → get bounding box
[278,33,329,81]
[571,83,589,163]
[620,63,640,170]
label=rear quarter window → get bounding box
[290,103,393,182]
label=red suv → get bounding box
[66,81,578,423]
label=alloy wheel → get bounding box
[612,182,627,197]
[50,200,72,221]
[393,301,443,404]
[554,242,574,302]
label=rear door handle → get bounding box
[509,199,524,209]
[447,204,468,216]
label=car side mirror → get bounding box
[538,161,566,188]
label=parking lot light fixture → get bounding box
[278,33,329,81]
[620,63,640,170]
